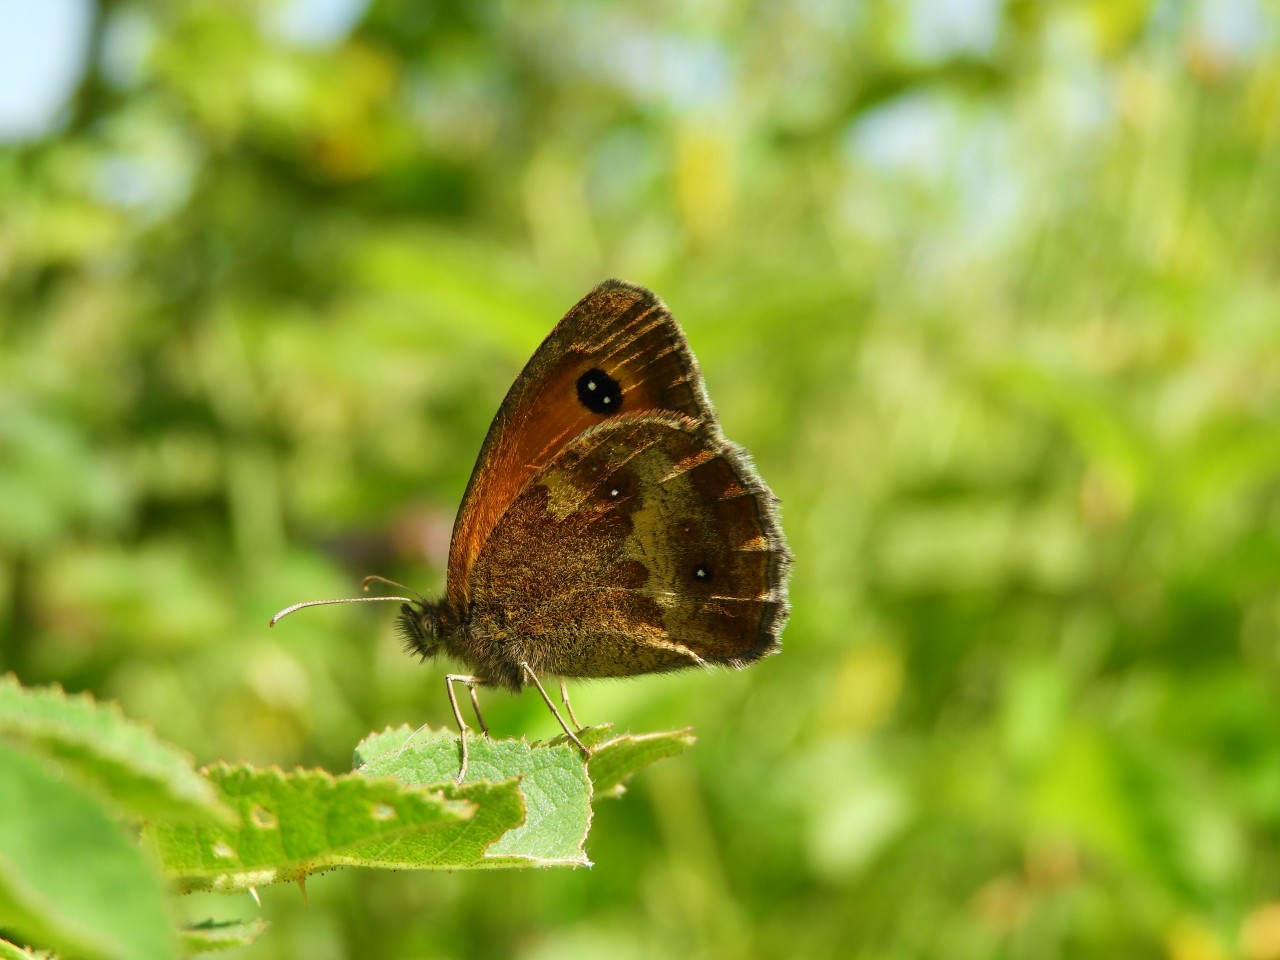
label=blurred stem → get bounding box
[0,557,32,675]
[65,0,112,138]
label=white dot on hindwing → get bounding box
[587,379,597,391]
[610,489,619,497]
[602,395,612,404]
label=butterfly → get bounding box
[273,280,791,781]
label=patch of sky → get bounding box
[847,93,957,183]
[95,126,197,223]
[902,0,1001,62]
[601,29,732,113]
[0,0,94,142]
[266,0,370,49]
[842,92,1026,253]
[1192,0,1274,65]
[99,7,156,90]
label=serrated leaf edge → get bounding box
[0,673,228,819]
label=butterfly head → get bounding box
[397,601,447,660]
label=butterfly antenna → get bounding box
[269,595,419,627]
[360,574,430,605]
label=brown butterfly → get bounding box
[273,280,791,780]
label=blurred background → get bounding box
[3,0,1280,957]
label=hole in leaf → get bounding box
[212,841,237,860]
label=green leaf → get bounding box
[148,762,521,890]
[152,723,692,891]
[0,675,228,824]
[181,918,270,954]
[0,936,48,960]
[577,725,697,799]
[355,725,592,867]
[0,743,178,960]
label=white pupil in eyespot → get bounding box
[610,489,619,497]
[586,380,597,390]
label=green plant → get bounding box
[0,675,691,959]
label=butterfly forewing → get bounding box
[457,414,790,683]
[446,280,716,607]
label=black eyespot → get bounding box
[693,564,713,582]
[576,368,622,415]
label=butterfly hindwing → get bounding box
[455,413,789,685]
[446,280,716,607]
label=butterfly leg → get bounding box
[521,662,591,759]
[558,680,583,730]
[446,674,486,783]
[467,684,490,737]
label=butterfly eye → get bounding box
[576,368,623,415]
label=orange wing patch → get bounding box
[446,281,715,607]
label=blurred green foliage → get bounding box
[3,1,1280,958]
